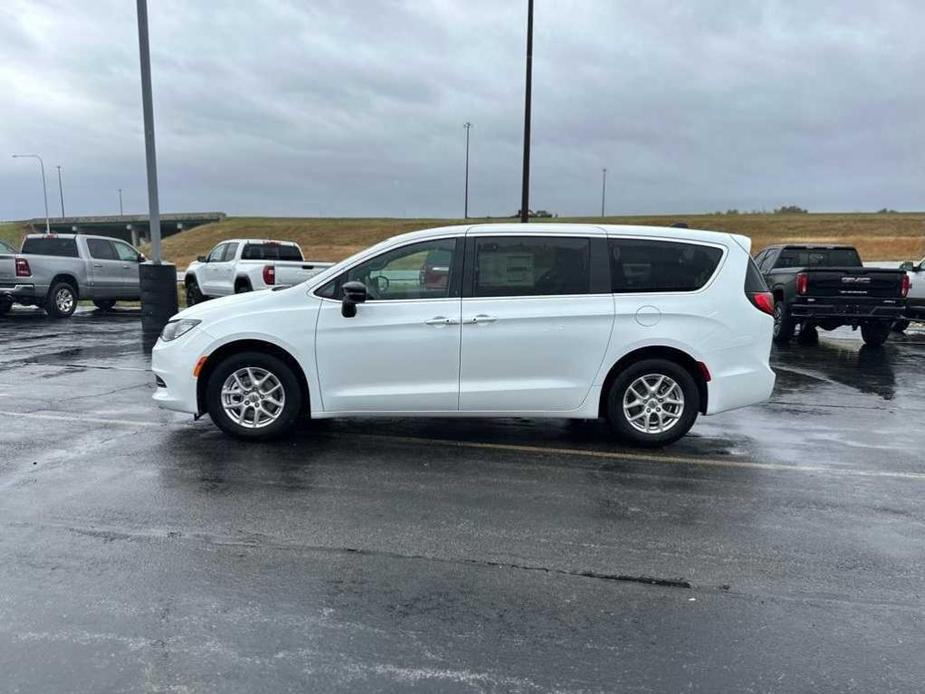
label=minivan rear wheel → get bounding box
[206,351,302,440]
[606,359,699,447]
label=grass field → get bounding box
[159,213,925,269]
[4,214,924,267]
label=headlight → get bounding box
[159,319,201,342]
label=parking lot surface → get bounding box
[1,307,924,692]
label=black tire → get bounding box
[206,351,302,440]
[45,280,78,318]
[93,299,116,312]
[797,323,819,345]
[861,321,890,347]
[606,358,699,448]
[185,277,205,306]
[892,319,910,333]
[772,299,795,344]
[234,279,252,294]
[0,297,12,316]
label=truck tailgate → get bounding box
[804,267,906,298]
[274,261,334,287]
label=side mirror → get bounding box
[137,254,146,263]
[341,281,367,318]
[197,255,207,263]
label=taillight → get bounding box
[901,273,910,298]
[15,258,31,277]
[748,291,775,315]
[262,265,275,285]
[796,272,808,296]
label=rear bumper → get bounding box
[790,298,905,321]
[0,283,36,300]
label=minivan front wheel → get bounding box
[206,351,302,440]
[606,359,699,447]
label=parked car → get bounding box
[754,244,909,346]
[183,239,333,305]
[893,256,925,331]
[0,233,145,318]
[153,224,776,447]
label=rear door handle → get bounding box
[93,263,103,268]
[425,316,460,326]
[467,314,497,324]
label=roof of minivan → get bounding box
[377,223,746,250]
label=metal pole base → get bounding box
[140,262,179,342]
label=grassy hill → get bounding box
[0,221,26,249]
[160,213,925,269]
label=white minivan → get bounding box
[152,224,775,446]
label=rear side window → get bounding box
[472,236,590,297]
[21,237,79,257]
[87,238,117,260]
[745,257,769,292]
[242,243,302,261]
[610,239,723,293]
[0,239,15,254]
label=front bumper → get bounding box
[151,328,215,415]
[790,297,906,321]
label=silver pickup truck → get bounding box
[0,233,145,318]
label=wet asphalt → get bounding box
[1,307,924,692]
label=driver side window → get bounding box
[321,238,458,301]
[207,244,226,262]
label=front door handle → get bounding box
[467,314,497,324]
[93,263,103,268]
[425,316,460,326]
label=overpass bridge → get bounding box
[24,212,225,245]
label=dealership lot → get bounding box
[1,308,924,691]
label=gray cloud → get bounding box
[2,0,924,220]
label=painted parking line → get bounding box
[2,409,924,482]
[348,433,925,482]
[0,410,164,428]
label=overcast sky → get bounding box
[2,0,924,220]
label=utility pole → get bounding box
[601,168,607,217]
[135,0,177,340]
[463,122,472,219]
[519,0,534,223]
[11,154,50,234]
[118,188,124,216]
[56,165,66,218]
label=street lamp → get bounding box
[463,122,472,219]
[519,0,534,224]
[118,188,124,216]
[56,165,66,218]
[11,154,50,233]
[601,168,607,218]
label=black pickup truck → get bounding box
[754,244,909,346]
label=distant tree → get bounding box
[725,209,740,215]
[774,205,808,214]
[876,208,898,214]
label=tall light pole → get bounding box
[12,154,50,233]
[118,188,124,216]
[519,0,534,223]
[56,165,66,218]
[463,121,472,219]
[601,168,607,218]
[135,0,177,340]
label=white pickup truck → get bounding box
[896,256,925,329]
[184,239,333,305]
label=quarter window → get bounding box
[609,239,723,293]
[472,237,590,297]
[321,238,458,301]
[221,242,239,262]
